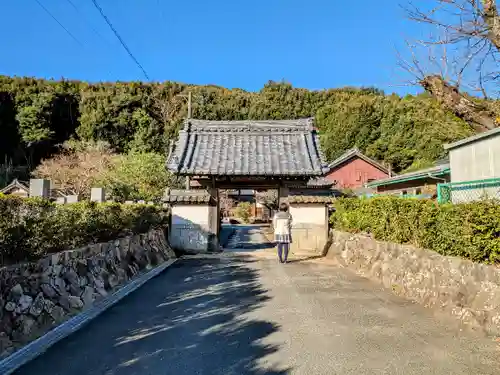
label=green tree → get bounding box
[0,75,491,178]
[234,202,252,223]
[98,152,180,201]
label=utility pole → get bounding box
[186,91,192,190]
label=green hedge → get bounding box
[0,195,170,265]
[331,196,500,264]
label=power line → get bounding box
[64,0,109,44]
[90,0,150,80]
[34,0,83,47]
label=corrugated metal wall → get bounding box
[450,136,500,182]
[448,135,500,203]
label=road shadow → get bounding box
[15,255,290,375]
[286,255,324,264]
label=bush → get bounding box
[331,196,500,264]
[0,195,169,265]
[234,202,252,223]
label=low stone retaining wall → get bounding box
[326,230,500,336]
[0,228,176,357]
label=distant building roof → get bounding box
[162,189,212,204]
[367,163,450,188]
[306,176,335,188]
[0,179,73,198]
[288,188,344,204]
[166,118,329,177]
[0,179,29,194]
[444,127,500,151]
[327,148,389,174]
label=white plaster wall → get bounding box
[289,205,327,226]
[172,205,210,228]
[170,205,210,251]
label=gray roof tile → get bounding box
[166,118,329,177]
[162,189,212,204]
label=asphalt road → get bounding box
[14,228,500,375]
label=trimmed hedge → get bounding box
[0,195,169,265]
[331,196,500,264]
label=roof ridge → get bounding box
[328,148,388,173]
[167,117,328,177]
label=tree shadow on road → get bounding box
[15,255,290,375]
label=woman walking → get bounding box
[273,202,293,263]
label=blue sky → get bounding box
[1,0,428,95]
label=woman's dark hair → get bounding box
[279,202,289,212]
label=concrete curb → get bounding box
[0,258,178,375]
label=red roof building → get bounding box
[324,148,390,189]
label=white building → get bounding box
[444,127,500,203]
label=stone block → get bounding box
[29,179,50,198]
[29,293,45,317]
[90,187,105,203]
[66,195,79,203]
[55,197,66,204]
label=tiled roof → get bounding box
[0,179,29,194]
[166,118,329,177]
[327,148,389,174]
[162,189,212,204]
[288,195,337,204]
[306,177,335,188]
[287,188,343,204]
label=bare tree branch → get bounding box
[401,0,500,129]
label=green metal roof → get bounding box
[367,164,450,188]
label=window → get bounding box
[401,190,407,196]
[415,188,422,195]
[356,171,362,181]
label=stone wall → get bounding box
[326,230,500,336]
[0,229,176,357]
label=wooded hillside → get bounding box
[0,76,482,183]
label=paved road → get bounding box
[15,227,500,375]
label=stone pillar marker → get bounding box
[29,179,51,199]
[66,195,79,203]
[90,188,105,203]
[55,197,66,204]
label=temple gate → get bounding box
[164,118,339,253]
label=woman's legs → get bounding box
[282,242,289,263]
[277,242,283,263]
[277,242,289,263]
